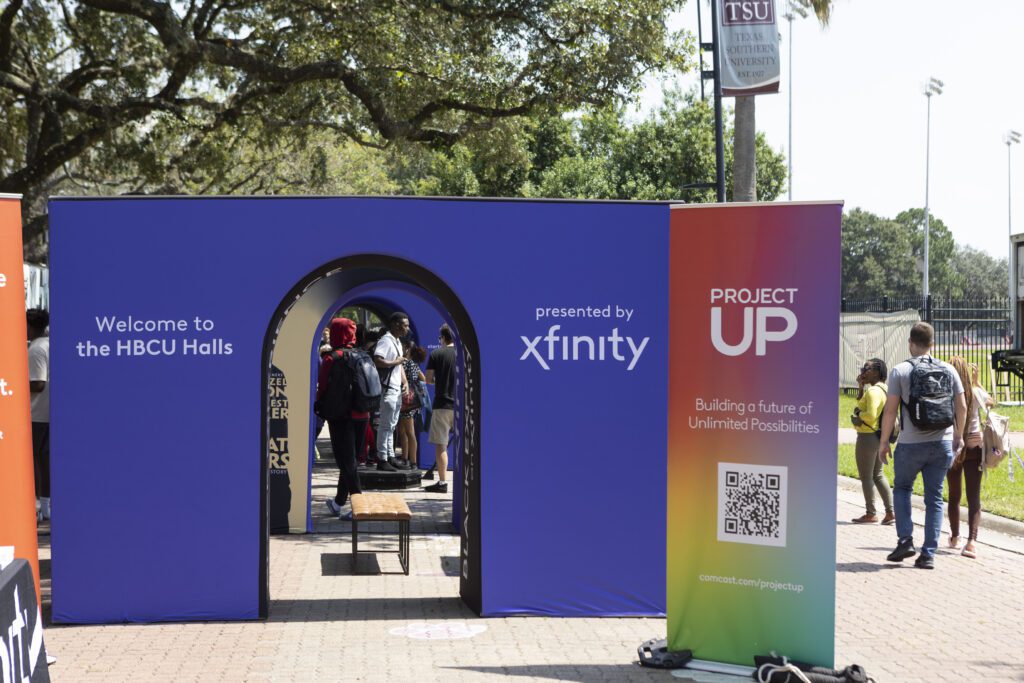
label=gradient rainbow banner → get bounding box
[668,202,842,667]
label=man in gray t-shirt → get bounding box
[877,322,966,569]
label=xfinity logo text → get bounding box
[710,288,798,357]
[520,325,650,371]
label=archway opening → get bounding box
[259,254,481,617]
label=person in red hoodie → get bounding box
[316,317,369,519]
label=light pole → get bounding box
[784,2,808,201]
[922,77,943,300]
[1006,129,1020,341]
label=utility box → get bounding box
[1012,234,1024,347]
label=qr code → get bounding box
[717,462,788,548]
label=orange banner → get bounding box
[0,196,41,601]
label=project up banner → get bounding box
[717,0,781,96]
[668,202,841,667]
[0,196,43,603]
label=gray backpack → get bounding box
[903,356,954,430]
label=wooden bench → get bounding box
[350,493,411,575]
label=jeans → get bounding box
[377,392,401,462]
[893,440,954,558]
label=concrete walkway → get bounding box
[839,427,1024,539]
[35,461,1024,682]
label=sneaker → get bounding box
[881,512,896,526]
[325,499,342,517]
[377,460,397,472]
[422,469,435,481]
[390,457,412,470]
[423,481,448,493]
[886,537,917,562]
[914,554,934,570]
[851,514,878,524]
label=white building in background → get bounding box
[23,263,48,309]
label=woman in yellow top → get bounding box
[850,358,894,524]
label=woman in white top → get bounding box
[946,357,993,559]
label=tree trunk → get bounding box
[732,96,757,202]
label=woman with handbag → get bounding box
[850,358,895,524]
[397,339,427,469]
[946,358,993,559]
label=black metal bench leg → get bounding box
[352,519,358,574]
[399,520,409,575]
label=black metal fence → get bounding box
[841,294,1023,401]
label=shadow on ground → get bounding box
[966,661,1024,680]
[320,552,383,576]
[835,562,901,573]
[267,596,474,622]
[444,664,663,681]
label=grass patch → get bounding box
[839,390,1024,428]
[838,391,858,427]
[838,443,1024,522]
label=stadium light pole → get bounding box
[1006,129,1021,341]
[922,77,943,300]
[784,2,808,201]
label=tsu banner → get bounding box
[0,195,43,604]
[668,203,841,667]
[718,0,781,96]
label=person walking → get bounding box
[850,358,894,525]
[27,309,50,521]
[316,317,369,518]
[946,358,992,559]
[397,339,427,469]
[877,322,966,570]
[423,324,456,493]
[373,312,410,471]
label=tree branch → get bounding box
[0,0,23,72]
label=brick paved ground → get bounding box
[35,462,1024,682]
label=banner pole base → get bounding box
[671,658,756,678]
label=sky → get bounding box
[640,0,1023,259]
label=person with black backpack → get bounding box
[876,322,966,570]
[315,317,382,519]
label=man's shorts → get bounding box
[428,408,454,445]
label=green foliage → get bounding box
[330,90,788,204]
[842,208,918,298]
[1,0,692,259]
[532,92,788,202]
[894,208,956,295]
[842,206,1006,299]
[949,245,1010,300]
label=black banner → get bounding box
[268,365,292,534]
[0,559,50,682]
